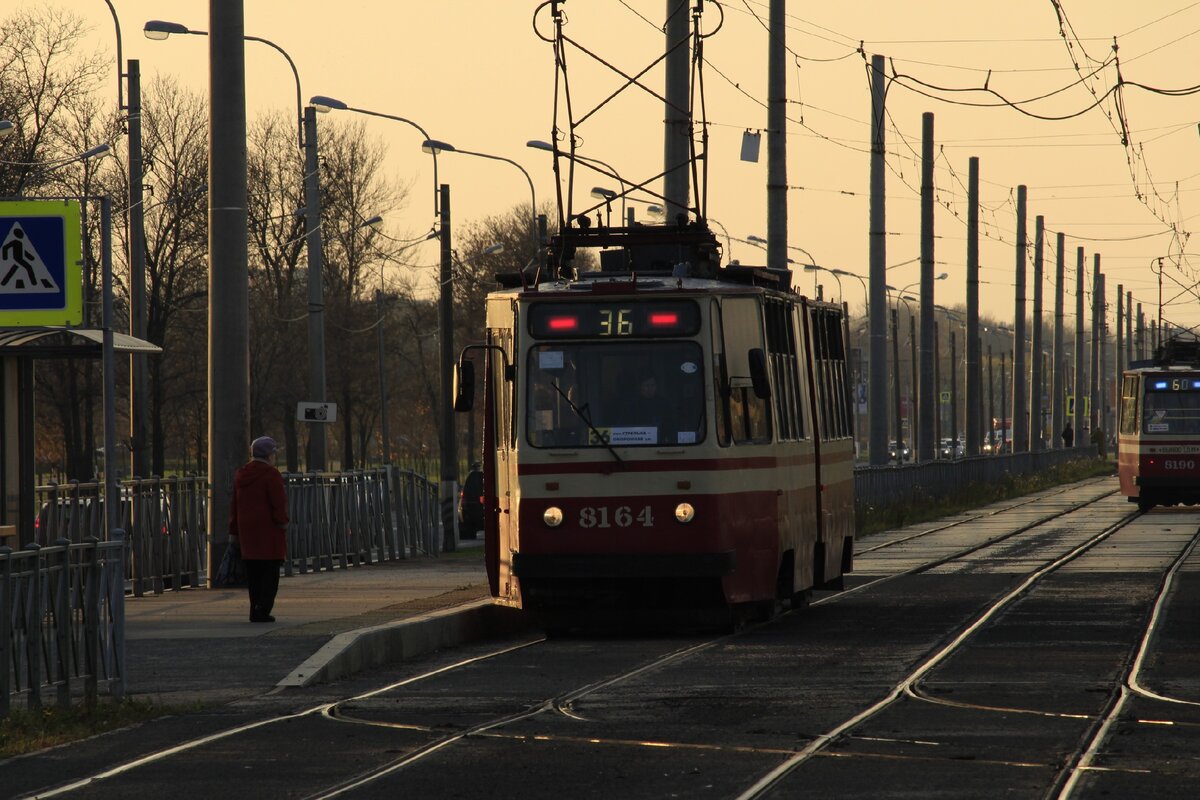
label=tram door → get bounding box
[487,323,519,605]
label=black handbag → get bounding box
[214,536,246,587]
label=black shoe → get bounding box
[250,614,275,623]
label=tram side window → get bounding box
[721,297,772,445]
[492,328,515,448]
[1119,377,1138,435]
[765,299,805,441]
[711,301,731,446]
[810,307,852,441]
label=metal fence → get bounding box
[1,535,126,718]
[34,467,440,593]
[854,446,1098,514]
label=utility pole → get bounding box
[1115,283,1124,429]
[1125,290,1132,366]
[1073,248,1085,444]
[917,113,936,462]
[950,329,958,450]
[933,320,942,449]
[868,54,888,465]
[1011,185,1028,452]
[1052,232,1065,448]
[965,156,981,456]
[1136,304,1144,360]
[1090,255,1101,435]
[304,106,328,471]
[891,307,902,461]
[207,2,250,584]
[766,0,787,272]
[987,344,995,451]
[664,0,690,222]
[1030,215,1044,451]
[127,59,149,479]
[910,314,918,450]
[439,184,458,553]
[1000,350,1008,450]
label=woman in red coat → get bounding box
[229,436,289,622]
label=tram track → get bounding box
[20,481,1137,800]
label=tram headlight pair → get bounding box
[544,507,564,527]
[674,502,695,524]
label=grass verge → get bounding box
[0,698,194,759]
[857,458,1117,537]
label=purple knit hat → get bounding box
[251,436,277,459]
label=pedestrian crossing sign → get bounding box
[0,200,83,326]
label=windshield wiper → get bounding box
[550,380,625,469]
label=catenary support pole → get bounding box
[1052,232,1065,448]
[1011,186,1028,452]
[664,0,690,223]
[868,54,889,465]
[918,112,936,462]
[303,106,328,470]
[207,1,250,584]
[1030,215,1044,451]
[439,184,458,553]
[891,307,902,461]
[127,59,149,479]
[1073,247,1085,445]
[766,0,787,272]
[1091,255,1101,434]
[965,156,981,456]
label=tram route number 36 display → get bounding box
[578,505,655,528]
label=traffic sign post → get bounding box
[0,200,83,326]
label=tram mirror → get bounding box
[453,361,476,412]
[748,348,771,399]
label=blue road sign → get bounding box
[0,200,83,326]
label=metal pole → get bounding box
[1125,290,1133,366]
[766,0,787,271]
[377,289,390,465]
[1096,267,1106,437]
[1011,185,1028,452]
[1030,215,1044,451]
[965,156,980,456]
[1074,247,1085,441]
[1091,255,1101,434]
[891,307,902,461]
[868,55,889,465]
[303,106,328,471]
[439,184,458,553]
[918,112,935,462]
[664,0,690,222]
[1115,282,1124,422]
[1136,304,1144,360]
[127,59,149,479]
[950,329,958,451]
[910,314,918,452]
[207,1,250,583]
[934,320,941,449]
[101,198,118,536]
[1000,350,1008,451]
[987,343,995,451]
[1052,232,1065,448]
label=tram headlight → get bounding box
[674,502,695,524]
[543,506,564,527]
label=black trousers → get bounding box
[244,559,281,619]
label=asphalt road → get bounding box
[10,477,1200,799]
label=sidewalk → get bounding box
[123,538,526,707]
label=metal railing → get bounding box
[1,535,126,718]
[855,445,1097,514]
[33,467,441,593]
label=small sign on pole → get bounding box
[0,200,83,326]
[297,402,337,423]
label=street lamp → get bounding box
[527,139,633,224]
[803,264,841,301]
[148,19,331,472]
[312,95,456,550]
[421,139,537,250]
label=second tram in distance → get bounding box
[1118,336,1200,512]
[455,225,856,624]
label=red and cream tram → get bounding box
[454,226,856,622]
[1118,336,1200,511]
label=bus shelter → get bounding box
[0,327,160,547]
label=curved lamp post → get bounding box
[527,139,630,224]
[422,139,537,250]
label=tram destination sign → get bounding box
[529,299,700,339]
[1148,377,1200,392]
[0,200,83,326]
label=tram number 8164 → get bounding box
[579,505,655,528]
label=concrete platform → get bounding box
[122,539,529,706]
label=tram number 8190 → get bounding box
[1163,459,1197,470]
[579,505,655,528]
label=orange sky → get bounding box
[22,1,1200,327]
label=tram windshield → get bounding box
[526,342,706,448]
[1142,384,1200,435]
